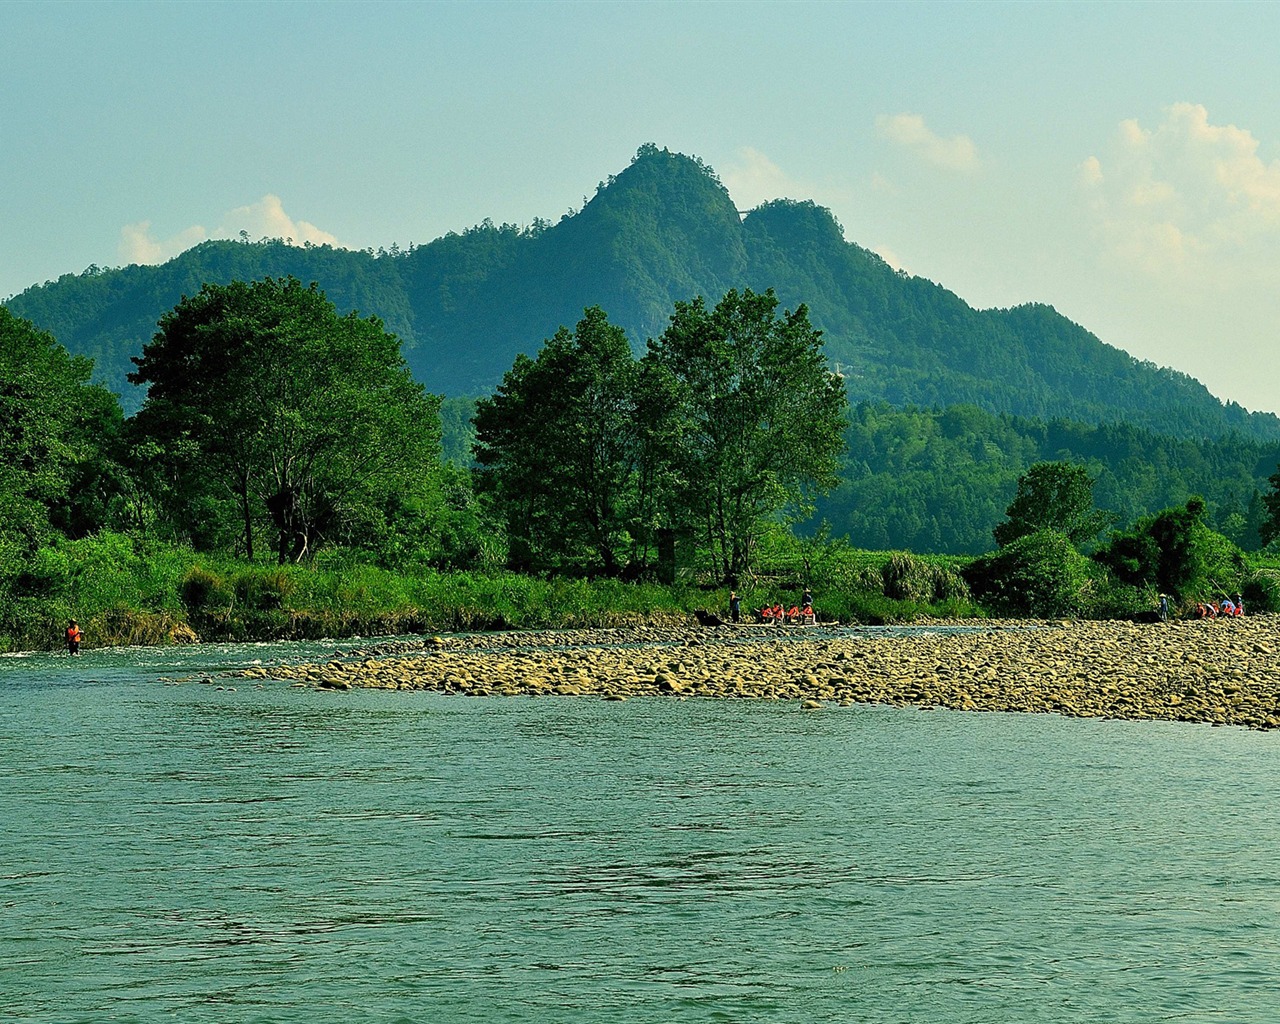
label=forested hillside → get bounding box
[820,403,1280,554]
[7,145,1277,440]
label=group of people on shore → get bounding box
[1193,594,1244,619]
[725,588,815,626]
[1158,594,1245,621]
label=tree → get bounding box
[644,288,848,583]
[993,461,1113,548]
[0,308,123,551]
[1094,497,1246,600]
[474,307,641,574]
[1262,467,1280,548]
[129,277,441,564]
[965,529,1104,617]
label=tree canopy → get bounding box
[474,307,643,574]
[993,461,1114,549]
[0,308,122,552]
[1261,466,1280,549]
[128,277,441,563]
[646,288,848,583]
[473,291,848,581]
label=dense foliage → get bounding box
[965,530,1108,618]
[0,309,124,635]
[816,403,1280,554]
[1094,497,1247,602]
[8,147,1276,441]
[646,289,848,582]
[474,307,647,575]
[128,278,444,564]
[991,462,1115,549]
[475,293,849,582]
[6,215,1280,650]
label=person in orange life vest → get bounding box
[771,602,784,625]
[1220,596,1236,616]
[787,605,800,624]
[65,619,82,655]
[1234,593,1245,616]
[760,605,774,623]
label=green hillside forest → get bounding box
[5,145,1280,652]
[8,146,1277,441]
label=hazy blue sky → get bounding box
[4,1,1279,411]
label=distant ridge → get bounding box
[6,144,1278,440]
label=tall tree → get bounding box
[129,277,441,563]
[1262,467,1280,549]
[993,461,1114,548]
[644,288,848,583]
[474,307,640,574]
[0,308,122,551]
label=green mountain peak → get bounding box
[5,146,1278,440]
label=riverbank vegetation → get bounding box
[5,281,1280,654]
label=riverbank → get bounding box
[239,615,1280,730]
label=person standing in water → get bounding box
[65,620,82,655]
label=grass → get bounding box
[31,530,1280,654]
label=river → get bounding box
[2,637,1278,1022]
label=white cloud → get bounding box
[719,147,813,210]
[1078,155,1103,186]
[118,195,342,266]
[873,245,906,272]
[875,113,979,173]
[1082,103,1280,284]
[215,195,340,248]
[119,220,208,265]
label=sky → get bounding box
[3,0,1279,413]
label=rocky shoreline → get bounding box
[237,615,1280,730]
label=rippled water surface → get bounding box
[3,639,1280,1022]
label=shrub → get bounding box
[1094,497,1247,601]
[881,552,934,602]
[964,529,1103,617]
[881,552,970,604]
[233,567,295,611]
[181,566,234,620]
[1242,569,1280,613]
[853,565,883,592]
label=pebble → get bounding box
[232,616,1280,730]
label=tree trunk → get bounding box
[239,474,254,562]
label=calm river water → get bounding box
[2,637,1279,1022]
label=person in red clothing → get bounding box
[64,620,82,655]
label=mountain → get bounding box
[6,144,1278,440]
